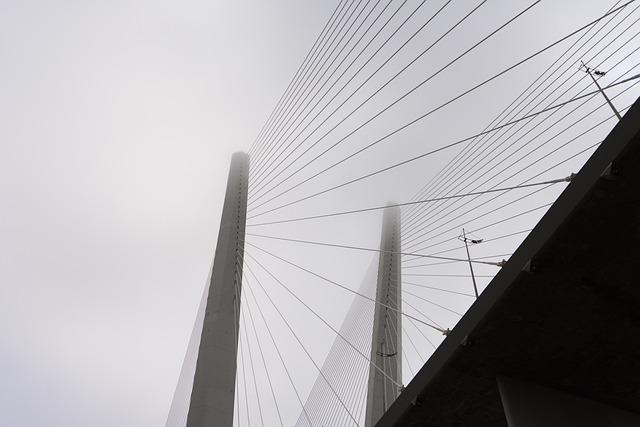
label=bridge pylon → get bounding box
[186,152,249,427]
[365,204,403,426]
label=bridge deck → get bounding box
[378,96,640,426]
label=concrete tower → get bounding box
[365,205,402,426]
[186,152,249,427]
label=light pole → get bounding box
[580,61,622,120]
[460,229,482,298]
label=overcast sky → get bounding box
[2,1,639,426]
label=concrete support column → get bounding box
[498,377,640,427]
[187,152,249,427]
[365,205,402,427]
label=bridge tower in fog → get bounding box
[365,205,403,426]
[186,152,249,427]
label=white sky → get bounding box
[2,1,639,426]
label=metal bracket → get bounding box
[601,161,619,180]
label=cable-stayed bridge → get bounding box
[166,0,640,425]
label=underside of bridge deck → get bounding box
[377,97,640,426]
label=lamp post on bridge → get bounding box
[460,229,482,298]
[580,61,622,121]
